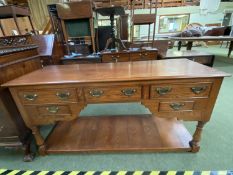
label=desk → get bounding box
[169,36,233,57]
[3,59,229,155]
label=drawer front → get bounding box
[130,51,157,61]
[84,86,142,102]
[159,101,194,112]
[18,88,77,104]
[151,99,208,120]
[37,105,71,115]
[150,82,212,99]
[102,53,130,63]
[24,104,78,125]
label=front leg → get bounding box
[189,121,206,153]
[31,126,46,156]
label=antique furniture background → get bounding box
[56,1,96,53]
[93,0,199,9]
[0,35,42,161]
[169,36,233,57]
[117,14,129,41]
[3,59,229,156]
[101,48,158,63]
[130,0,157,42]
[31,34,64,66]
[61,54,101,64]
[95,6,127,51]
[0,5,35,36]
[47,4,64,43]
[97,26,112,51]
[159,50,215,67]
[158,14,190,34]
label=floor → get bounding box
[0,45,233,171]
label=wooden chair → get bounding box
[56,1,96,53]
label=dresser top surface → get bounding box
[2,59,230,87]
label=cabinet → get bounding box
[0,35,42,161]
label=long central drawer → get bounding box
[84,85,142,103]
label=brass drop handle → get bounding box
[56,91,70,100]
[111,56,119,62]
[46,106,59,113]
[121,88,137,96]
[156,87,172,95]
[24,94,38,101]
[170,103,185,111]
[191,86,207,94]
[89,89,104,97]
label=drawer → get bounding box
[37,105,71,116]
[150,82,212,99]
[18,88,78,104]
[159,101,194,112]
[130,51,157,61]
[24,104,78,125]
[154,99,208,121]
[102,53,130,63]
[84,86,142,102]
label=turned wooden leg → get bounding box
[187,41,193,50]
[178,41,182,51]
[23,142,34,162]
[31,126,47,156]
[189,121,206,153]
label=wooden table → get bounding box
[159,50,215,67]
[169,36,233,57]
[2,59,230,156]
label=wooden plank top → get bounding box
[2,59,230,87]
[169,36,233,41]
[163,50,213,58]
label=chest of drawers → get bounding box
[2,59,230,156]
[101,49,158,63]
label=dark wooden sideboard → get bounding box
[2,59,230,156]
[61,48,158,64]
[0,36,42,161]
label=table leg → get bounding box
[189,121,206,153]
[178,41,182,51]
[228,41,233,58]
[187,41,193,50]
[31,126,46,156]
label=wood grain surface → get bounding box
[2,59,230,87]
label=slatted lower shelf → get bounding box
[46,115,192,153]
